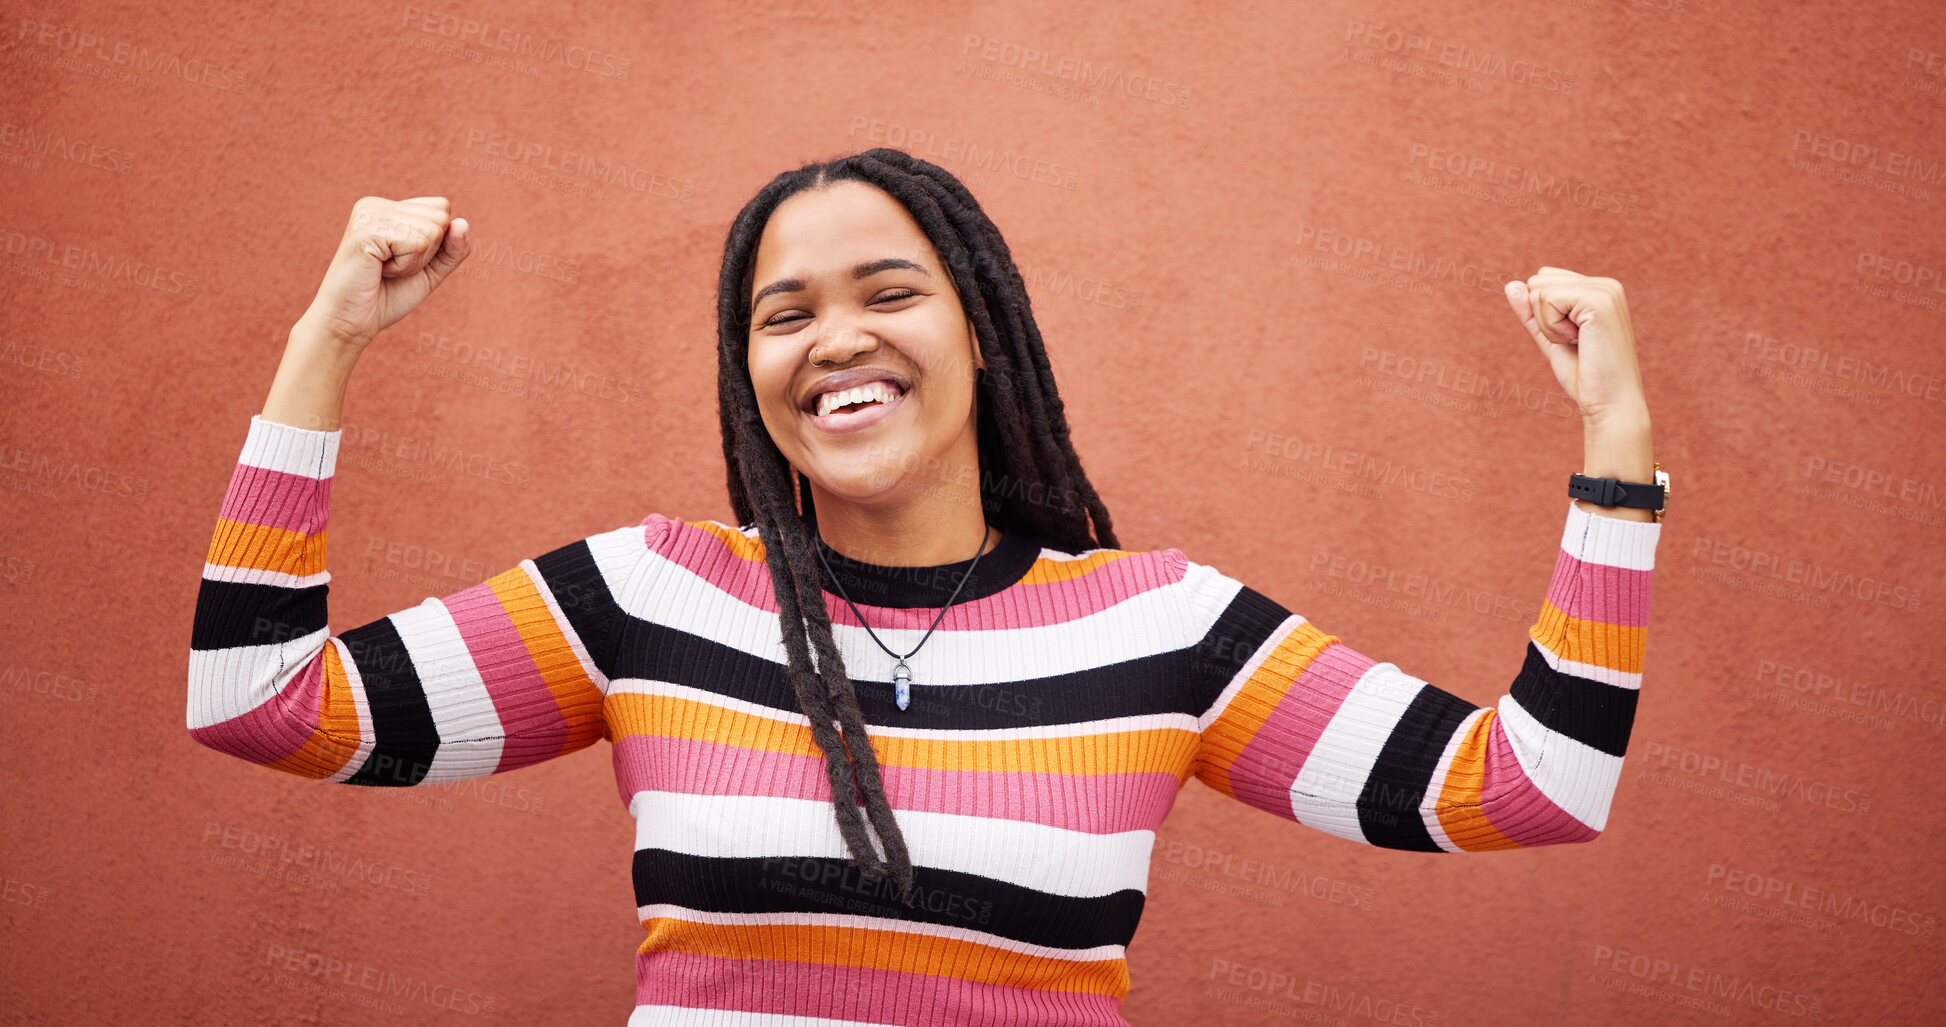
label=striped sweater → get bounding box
[189,415,1660,1026]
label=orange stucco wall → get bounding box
[3,1,1942,1023]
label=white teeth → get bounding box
[814,380,902,417]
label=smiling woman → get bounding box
[190,147,1662,1026]
[712,152,1127,910]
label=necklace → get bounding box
[813,524,994,712]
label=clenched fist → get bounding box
[1503,266,1649,431]
[297,196,472,348]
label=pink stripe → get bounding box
[613,734,1180,835]
[1544,548,1653,628]
[635,950,1127,1026]
[1477,716,1600,846]
[439,581,567,772]
[219,463,332,535]
[190,655,327,769]
[1224,640,1373,818]
[643,516,1184,631]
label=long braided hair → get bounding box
[713,148,1121,905]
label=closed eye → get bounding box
[759,289,921,329]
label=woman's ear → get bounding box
[966,317,985,374]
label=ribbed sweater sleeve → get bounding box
[186,415,644,786]
[1180,499,1660,850]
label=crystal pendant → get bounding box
[893,659,911,711]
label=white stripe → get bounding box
[1177,557,1245,630]
[1530,636,1643,690]
[185,630,375,783]
[634,903,1126,963]
[201,562,331,590]
[240,415,340,478]
[1494,692,1621,831]
[608,679,1197,741]
[1561,498,1659,571]
[628,791,1153,900]
[186,629,331,730]
[851,710,1194,742]
[623,538,1198,687]
[1419,707,1491,853]
[630,1006,900,1027]
[587,521,656,601]
[1286,662,1425,843]
[381,598,507,783]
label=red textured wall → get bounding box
[4,1,1943,1023]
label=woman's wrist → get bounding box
[1576,412,1655,521]
[261,318,364,432]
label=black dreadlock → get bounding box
[713,147,1120,906]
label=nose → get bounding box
[808,320,881,367]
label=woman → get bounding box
[189,148,1663,1025]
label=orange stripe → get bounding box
[1434,710,1519,851]
[607,692,1198,778]
[206,519,327,578]
[1194,621,1338,799]
[1529,600,1645,675]
[488,565,607,754]
[266,641,363,780]
[640,917,1129,997]
[1019,549,1137,585]
[688,519,765,561]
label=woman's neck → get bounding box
[808,489,999,568]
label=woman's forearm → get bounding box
[1576,410,1656,521]
[261,316,365,432]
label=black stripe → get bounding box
[339,617,441,787]
[1182,584,1297,716]
[614,616,1199,730]
[632,849,1146,951]
[1508,641,1637,757]
[532,539,623,680]
[1357,685,1478,851]
[809,524,1049,608]
[190,578,329,651]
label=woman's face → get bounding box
[746,178,985,507]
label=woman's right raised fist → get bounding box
[297,196,471,348]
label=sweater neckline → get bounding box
[810,525,1045,609]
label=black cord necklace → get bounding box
[813,524,994,712]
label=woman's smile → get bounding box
[803,381,909,433]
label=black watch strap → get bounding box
[1568,473,1665,511]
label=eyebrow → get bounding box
[750,258,931,308]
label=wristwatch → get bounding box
[1569,461,1669,522]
